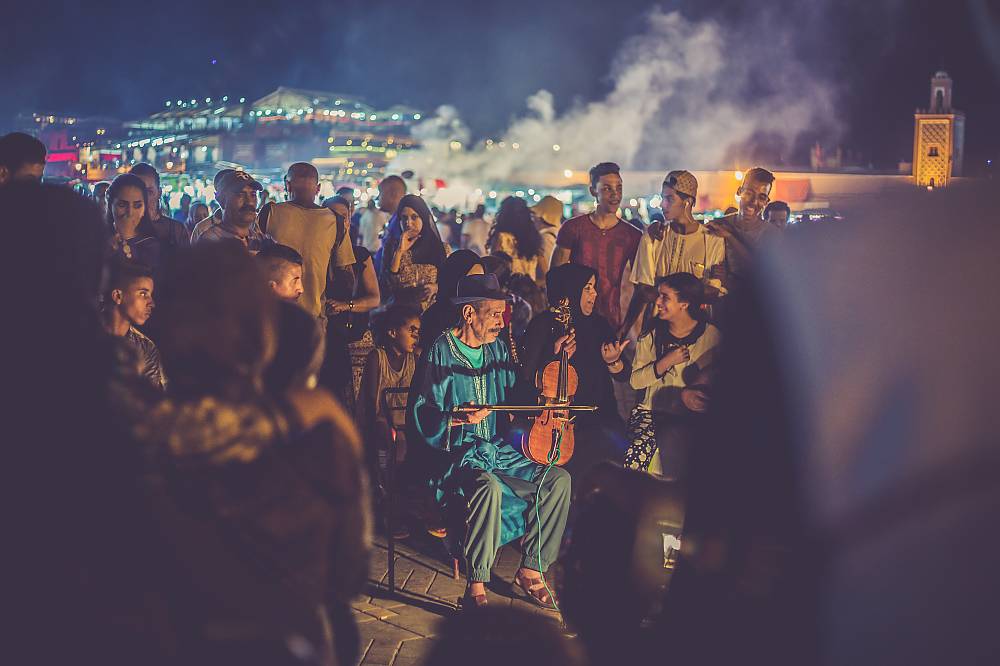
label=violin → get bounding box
[524,299,579,466]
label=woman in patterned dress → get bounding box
[378,194,446,312]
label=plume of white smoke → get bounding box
[390,8,839,190]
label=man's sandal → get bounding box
[511,571,558,610]
[460,588,488,611]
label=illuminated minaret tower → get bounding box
[913,71,966,188]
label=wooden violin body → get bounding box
[523,299,577,466]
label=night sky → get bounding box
[3,0,997,173]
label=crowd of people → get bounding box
[2,128,805,665]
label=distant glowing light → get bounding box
[552,144,561,152]
[222,96,228,102]
[629,198,639,207]
[563,169,573,178]
[533,194,542,202]
[211,59,217,65]
[413,113,421,120]
[488,191,497,198]
[239,97,246,103]
[392,114,400,120]
[734,170,744,181]
[515,190,525,197]
[206,97,211,103]
[512,142,520,150]
[165,101,171,107]
[166,161,174,169]
[527,189,535,195]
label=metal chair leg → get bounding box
[387,431,396,594]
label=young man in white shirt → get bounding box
[621,170,725,339]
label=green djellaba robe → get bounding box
[410,330,541,545]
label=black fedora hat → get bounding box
[452,273,507,305]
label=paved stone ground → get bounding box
[352,533,563,666]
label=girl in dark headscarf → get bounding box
[377,194,447,311]
[514,263,631,474]
[420,249,485,347]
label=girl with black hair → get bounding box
[106,172,162,276]
[624,272,721,478]
[514,263,631,475]
[378,194,447,311]
[487,196,547,284]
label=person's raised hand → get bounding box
[601,338,630,364]
[400,229,420,251]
